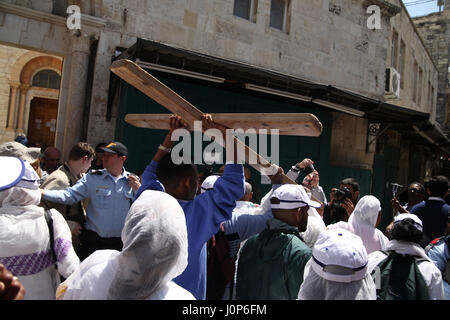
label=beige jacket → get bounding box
[40,162,87,231]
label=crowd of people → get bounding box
[0,114,448,300]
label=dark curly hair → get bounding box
[391,218,429,248]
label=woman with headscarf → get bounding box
[327,195,389,254]
[56,190,194,300]
[367,214,444,300]
[297,228,376,300]
[0,156,80,299]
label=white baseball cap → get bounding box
[394,213,423,232]
[270,184,321,210]
[311,228,368,283]
[200,175,220,193]
[0,156,41,191]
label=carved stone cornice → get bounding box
[363,0,402,18]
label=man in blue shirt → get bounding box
[41,142,141,260]
[135,115,245,300]
[411,176,450,241]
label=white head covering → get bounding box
[298,259,376,300]
[394,213,423,232]
[271,184,321,210]
[0,141,40,163]
[299,207,326,248]
[200,175,220,193]
[349,195,381,228]
[0,156,41,206]
[298,228,376,300]
[328,195,388,254]
[107,190,188,299]
[310,228,369,283]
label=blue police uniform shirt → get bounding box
[43,168,135,238]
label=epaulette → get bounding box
[425,236,449,252]
[89,169,103,175]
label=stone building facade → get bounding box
[378,0,441,185]
[413,3,450,131]
[0,0,397,164]
[0,0,445,195]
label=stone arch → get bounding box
[9,51,58,85]
[6,52,63,141]
[19,56,63,85]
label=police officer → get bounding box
[41,141,141,260]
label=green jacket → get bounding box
[236,218,312,300]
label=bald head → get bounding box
[42,146,61,174]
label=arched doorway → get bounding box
[5,54,62,147]
[26,69,61,148]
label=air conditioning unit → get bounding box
[385,67,400,99]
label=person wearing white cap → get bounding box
[0,156,80,299]
[298,228,376,300]
[367,213,444,300]
[327,195,389,254]
[200,175,220,194]
[56,190,194,300]
[236,183,320,300]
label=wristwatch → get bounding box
[158,144,172,153]
[291,164,301,172]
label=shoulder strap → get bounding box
[44,209,58,269]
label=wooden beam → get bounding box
[124,113,322,137]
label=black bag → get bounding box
[206,225,237,300]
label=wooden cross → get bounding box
[110,59,323,184]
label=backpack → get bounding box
[372,251,429,300]
[206,224,237,300]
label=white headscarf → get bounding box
[349,195,381,228]
[58,190,189,300]
[107,190,188,299]
[328,195,388,254]
[0,159,42,207]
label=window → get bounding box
[32,69,61,89]
[412,61,418,103]
[428,81,432,111]
[431,86,435,110]
[418,67,423,106]
[270,0,290,32]
[399,40,406,89]
[233,0,257,22]
[391,29,399,69]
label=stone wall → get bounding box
[413,7,450,128]
[384,0,439,119]
[0,44,27,142]
[97,0,391,98]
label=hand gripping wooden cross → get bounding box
[110,59,323,185]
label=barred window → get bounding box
[32,70,61,89]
